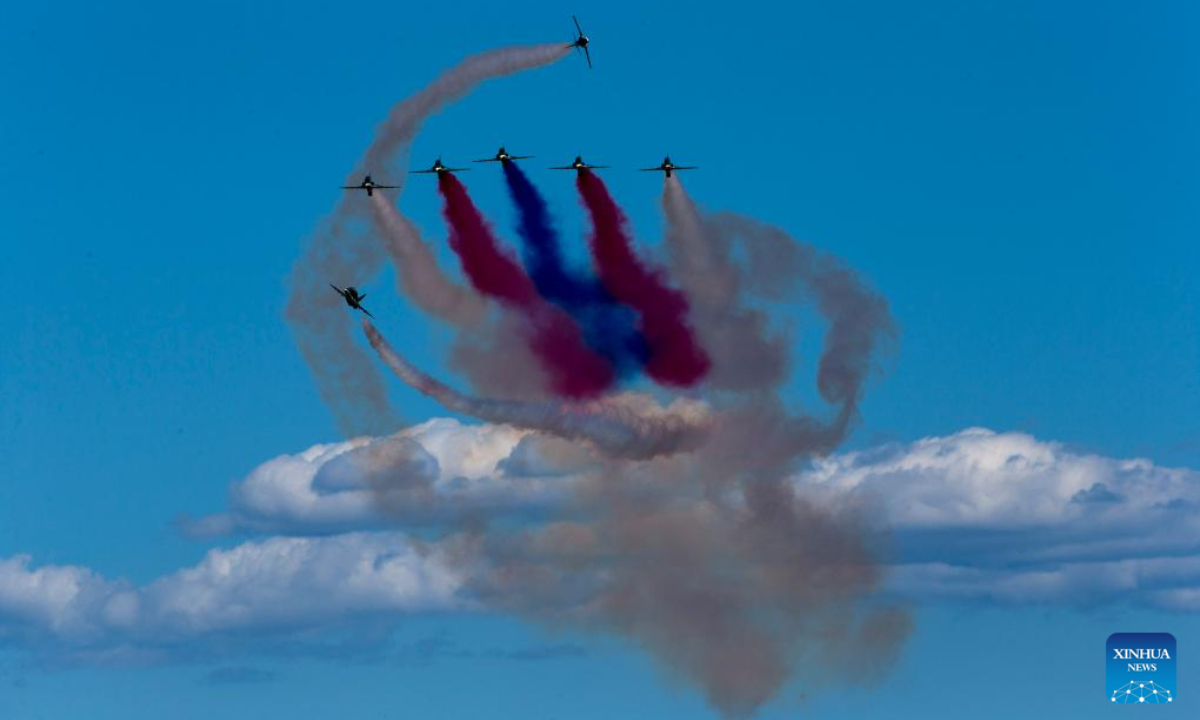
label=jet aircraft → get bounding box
[473,146,534,164]
[549,155,609,172]
[410,157,470,175]
[340,174,398,197]
[569,16,592,69]
[639,156,698,178]
[330,285,375,318]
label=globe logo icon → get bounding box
[1112,681,1173,703]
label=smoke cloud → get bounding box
[660,177,787,392]
[286,43,570,433]
[577,169,710,387]
[502,160,647,375]
[367,193,486,326]
[365,319,707,460]
[438,173,614,398]
[290,40,906,717]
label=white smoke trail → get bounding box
[367,193,485,326]
[661,177,790,392]
[286,43,571,434]
[363,319,710,460]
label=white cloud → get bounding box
[797,427,1200,606]
[4,424,1198,659]
[0,555,126,644]
[186,418,579,537]
[801,427,1198,529]
[0,533,464,649]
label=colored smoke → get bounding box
[502,160,647,374]
[291,41,909,718]
[438,173,613,399]
[576,169,710,387]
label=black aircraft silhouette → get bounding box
[549,155,609,172]
[473,146,534,164]
[410,157,470,175]
[330,285,374,318]
[340,174,399,197]
[569,16,592,69]
[640,156,698,178]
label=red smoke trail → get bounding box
[438,173,613,398]
[576,170,710,387]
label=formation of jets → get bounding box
[333,18,703,319]
[341,152,697,192]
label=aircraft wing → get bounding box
[583,46,592,69]
[374,184,400,189]
[673,166,698,171]
[340,185,363,189]
[586,164,609,169]
[574,15,583,35]
[445,167,470,172]
[359,305,375,319]
[472,158,501,163]
[639,167,663,172]
[409,169,439,174]
[549,166,576,170]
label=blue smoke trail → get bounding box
[502,161,647,376]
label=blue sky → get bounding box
[2,0,1198,717]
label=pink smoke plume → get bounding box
[437,173,614,399]
[576,169,709,387]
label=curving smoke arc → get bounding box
[704,208,897,415]
[363,319,708,460]
[286,43,570,435]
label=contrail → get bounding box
[502,161,646,375]
[576,169,709,387]
[706,210,897,416]
[367,193,485,326]
[363,319,709,460]
[358,44,571,176]
[285,213,399,437]
[286,43,571,434]
[660,176,788,392]
[438,173,614,398]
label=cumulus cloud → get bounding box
[4,424,1199,664]
[196,423,1200,613]
[797,427,1200,609]
[183,418,580,537]
[0,533,464,654]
